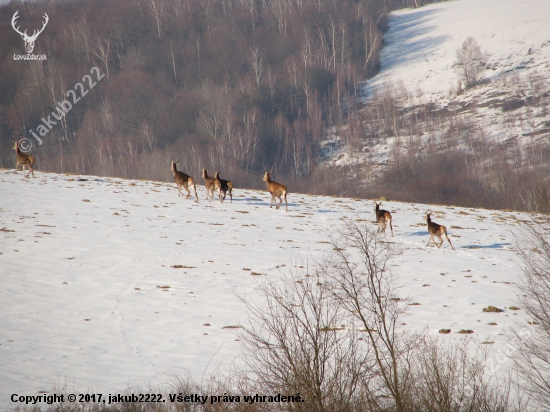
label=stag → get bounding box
[12,11,49,54]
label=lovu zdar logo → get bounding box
[11,10,49,59]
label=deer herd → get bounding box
[11,142,454,249]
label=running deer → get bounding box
[214,171,233,203]
[13,141,35,178]
[263,171,288,211]
[375,202,393,236]
[425,211,454,249]
[202,169,216,201]
[170,161,198,200]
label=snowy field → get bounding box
[0,168,534,409]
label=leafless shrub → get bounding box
[236,221,516,412]
[236,263,372,412]
[511,215,550,410]
[410,336,515,411]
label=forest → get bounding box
[2,0,392,178]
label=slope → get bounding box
[326,0,550,183]
[0,169,533,409]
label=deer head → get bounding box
[12,11,49,54]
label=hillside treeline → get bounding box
[0,0,386,184]
[0,0,447,189]
[11,0,544,215]
[338,79,550,213]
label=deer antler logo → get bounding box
[11,10,49,54]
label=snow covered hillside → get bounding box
[370,0,550,99]
[326,0,550,173]
[0,169,535,409]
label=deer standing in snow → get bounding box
[202,169,216,201]
[170,161,197,200]
[425,211,454,249]
[214,171,233,203]
[375,202,393,236]
[13,141,35,178]
[263,171,287,211]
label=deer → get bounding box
[13,141,35,178]
[214,171,233,203]
[425,211,454,249]
[202,169,216,201]
[263,171,288,212]
[170,161,198,200]
[11,11,49,54]
[375,202,393,236]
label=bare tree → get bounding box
[322,220,416,411]
[240,0,257,35]
[236,220,515,412]
[237,264,374,412]
[169,43,177,85]
[93,37,111,79]
[147,0,167,40]
[411,336,515,411]
[234,109,259,170]
[196,82,234,141]
[511,215,550,410]
[455,36,486,88]
[139,121,157,151]
[249,46,263,88]
[111,18,131,70]
[68,16,94,63]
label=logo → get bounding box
[12,10,48,60]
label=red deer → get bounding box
[375,202,393,236]
[170,161,198,200]
[214,171,233,203]
[202,169,216,201]
[425,211,454,249]
[13,141,35,178]
[263,171,287,211]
